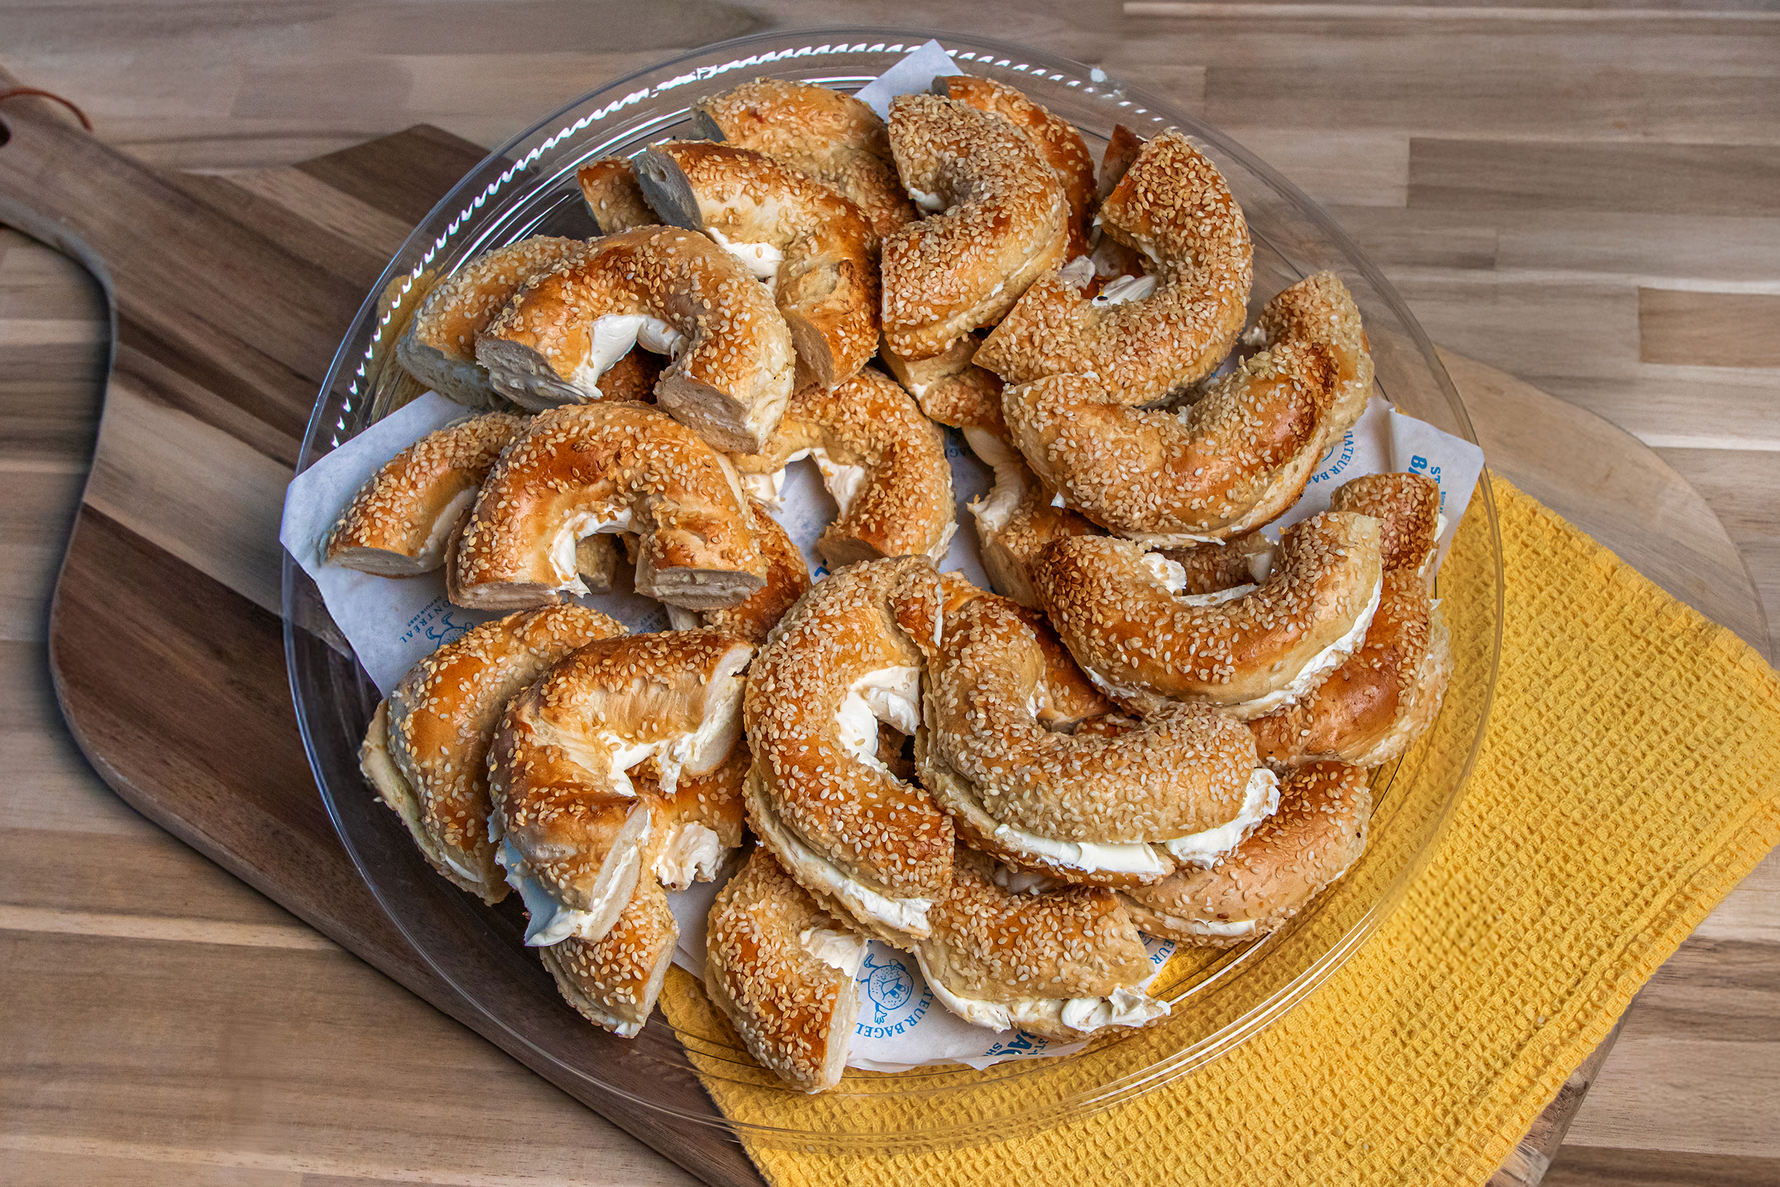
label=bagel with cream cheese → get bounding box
[881,333,1006,437]
[692,79,915,240]
[397,236,584,406]
[914,845,1167,1040]
[1118,761,1371,946]
[577,157,656,234]
[539,826,679,1037]
[934,76,1096,260]
[976,131,1252,403]
[325,412,525,576]
[899,577,1279,886]
[730,368,955,568]
[743,556,954,946]
[881,93,1070,360]
[665,496,812,643]
[451,401,767,611]
[962,425,1102,608]
[477,226,795,452]
[1033,511,1385,720]
[1001,270,1373,545]
[705,845,865,1093]
[1250,473,1452,769]
[488,629,753,948]
[630,141,879,390]
[358,603,627,903]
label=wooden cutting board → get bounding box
[0,86,1766,1187]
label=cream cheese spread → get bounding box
[798,927,867,977]
[1159,767,1281,867]
[1232,576,1383,720]
[706,227,784,282]
[498,836,641,947]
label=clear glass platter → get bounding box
[283,27,1504,1152]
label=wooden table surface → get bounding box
[3,4,1776,1185]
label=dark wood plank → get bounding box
[47,504,766,1187]
[294,123,492,228]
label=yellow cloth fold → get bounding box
[661,477,1780,1187]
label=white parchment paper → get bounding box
[277,40,1486,1072]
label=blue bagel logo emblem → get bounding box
[854,950,932,1036]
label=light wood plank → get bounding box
[1410,140,1780,217]
[1639,288,1780,368]
[0,932,704,1187]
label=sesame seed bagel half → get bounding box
[1118,760,1372,947]
[487,630,754,949]
[901,579,1274,888]
[743,556,955,948]
[397,236,584,407]
[476,226,795,453]
[934,76,1097,261]
[665,495,812,644]
[692,79,915,240]
[539,824,679,1039]
[630,141,880,391]
[975,131,1252,404]
[325,411,525,577]
[1250,473,1453,770]
[705,845,866,1093]
[962,424,1103,610]
[1000,269,1373,546]
[914,846,1167,1041]
[358,603,627,905]
[450,402,767,612]
[1033,511,1385,720]
[881,93,1070,361]
[728,368,955,569]
[576,156,656,234]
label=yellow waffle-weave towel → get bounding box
[660,476,1780,1186]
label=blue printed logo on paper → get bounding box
[426,608,473,645]
[854,949,934,1037]
[983,1030,1053,1059]
[1309,428,1357,486]
[400,595,471,649]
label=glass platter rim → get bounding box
[281,25,1507,1149]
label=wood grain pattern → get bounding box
[2,5,1777,1184]
[1638,289,1780,368]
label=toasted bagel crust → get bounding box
[976,132,1252,403]
[705,846,863,1093]
[744,558,954,938]
[935,76,1096,259]
[631,141,880,390]
[693,79,916,240]
[397,236,584,406]
[1119,761,1371,946]
[359,604,628,903]
[1001,271,1373,545]
[1034,512,1384,718]
[916,847,1162,1040]
[476,226,795,452]
[451,402,766,611]
[881,94,1069,360]
[688,497,812,643]
[488,631,753,944]
[539,827,678,1037]
[732,368,954,568]
[907,586,1259,884]
[576,157,656,233]
[325,412,525,576]
[1250,473,1452,769]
